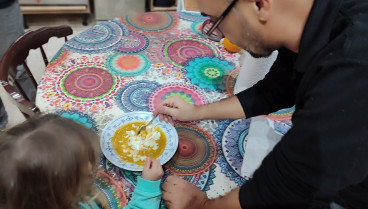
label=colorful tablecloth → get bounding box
[36,11,293,209]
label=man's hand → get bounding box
[162,175,209,209]
[153,96,199,124]
[153,95,245,124]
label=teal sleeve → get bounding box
[123,176,162,209]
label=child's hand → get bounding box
[142,157,164,181]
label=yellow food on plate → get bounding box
[111,121,167,166]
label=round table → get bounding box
[36,11,293,209]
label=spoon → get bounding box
[136,115,158,136]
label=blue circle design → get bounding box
[57,110,98,132]
[190,20,204,36]
[273,121,292,135]
[223,119,251,176]
[178,11,207,22]
[185,57,235,91]
[64,20,129,54]
[116,80,160,112]
[214,120,247,186]
[180,164,216,193]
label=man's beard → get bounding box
[247,50,273,58]
[239,21,278,58]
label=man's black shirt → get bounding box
[236,0,368,208]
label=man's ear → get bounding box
[254,0,271,22]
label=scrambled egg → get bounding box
[111,121,166,166]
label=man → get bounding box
[156,0,368,208]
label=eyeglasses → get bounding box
[202,0,238,42]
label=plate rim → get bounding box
[100,111,178,171]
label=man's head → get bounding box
[199,0,314,57]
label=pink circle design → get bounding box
[165,39,217,67]
[62,67,115,99]
[123,12,178,33]
[165,123,216,175]
[148,83,207,113]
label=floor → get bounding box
[1,13,95,129]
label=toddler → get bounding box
[0,114,163,209]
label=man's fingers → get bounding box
[158,114,164,121]
[162,178,178,192]
[161,182,169,192]
[163,199,172,209]
[162,188,173,200]
[168,116,175,125]
[163,115,169,122]
[162,105,178,118]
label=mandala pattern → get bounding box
[190,20,204,36]
[47,48,71,70]
[222,119,251,177]
[185,57,235,91]
[116,80,160,112]
[214,120,247,186]
[62,67,115,99]
[173,164,216,194]
[165,124,217,175]
[94,171,128,209]
[123,12,178,32]
[272,120,292,135]
[265,106,295,122]
[39,56,130,113]
[114,31,150,54]
[148,83,207,113]
[106,53,151,77]
[57,110,98,132]
[178,11,207,22]
[165,39,217,67]
[64,20,129,54]
[226,67,240,96]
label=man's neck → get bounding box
[279,0,315,53]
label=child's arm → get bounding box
[123,158,164,209]
[123,177,162,209]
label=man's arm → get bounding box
[236,48,297,118]
[154,95,245,122]
[196,95,245,120]
[155,48,297,122]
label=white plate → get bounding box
[100,111,178,171]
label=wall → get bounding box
[95,0,145,20]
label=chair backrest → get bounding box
[0,25,73,117]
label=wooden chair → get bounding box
[0,25,73,117]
